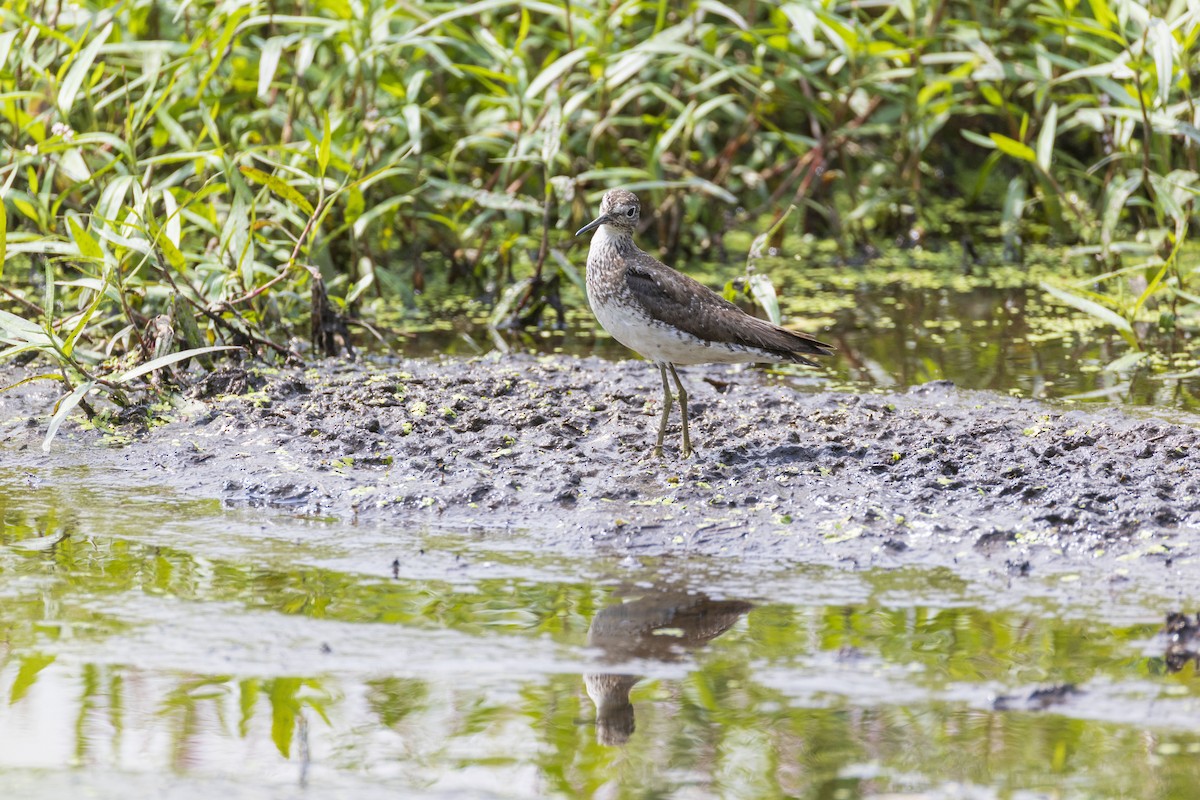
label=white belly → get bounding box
[584,223,775,365]
[588,285,767,365]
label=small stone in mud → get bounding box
[1005,560,1031,577]
[974,530,1013,552]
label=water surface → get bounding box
[2,468,1199,798]
[391,245,1200,410]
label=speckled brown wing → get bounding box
[623,258,834,365]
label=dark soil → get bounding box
[3,355,1199,589]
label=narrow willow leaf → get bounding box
[115,346,240,384]
[58,23,111,114]
[197,8,249,97]
[258,36,285,100]
[1103,350,1147,372]
[960,129,996,149]
[0,309,50,342]
[1037,104,1058,171]
[525,47,592,100]
[0,29,18,70]
[814,9,858,53]
[652,100,696,163]
[43,380,97,451]
[1086,0,1120,30]
[990,133,1036,162]
[402,104,422,154]
[1041,283,1132,333]
[0,199,6,280]
[162,189,181,247]
[1133,259,1171,317]
[1002,177,1026,234]
[550,249,585,293]
[67,216,103,261]
[488,277,532,328]
[1148,173,1186,230]
[1147,18,1176,106]
[94,175,135,232]
[698,0,750,29]
[1101,174,1141,247]
[748,205,796,261]
[239,165,315,216]
[318,112,331,177]
[747,274,781,325]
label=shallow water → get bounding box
[3,468,1199,799]
[395,251,1200,410]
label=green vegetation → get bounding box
[2,0,1200,422]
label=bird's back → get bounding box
[585,227,832,367]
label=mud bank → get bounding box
[2,354,1199,587]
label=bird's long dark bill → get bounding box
[575,214,611,237]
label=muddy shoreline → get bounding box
[2,354,1199,598]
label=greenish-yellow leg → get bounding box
[668,363,692,458]
[653,363,673,458]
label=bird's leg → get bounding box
[654,363,673,459]
[668,364,693,458]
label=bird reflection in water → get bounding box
[584,590,753,746]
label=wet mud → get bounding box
[2,354,1199,591]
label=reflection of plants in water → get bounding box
[7,654,55,704]
[156,675,334,762]
[366,677,429,730]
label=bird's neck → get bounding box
[588,224,637,262]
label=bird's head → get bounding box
[576,188,640,237]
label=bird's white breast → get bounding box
[586,226,767,365]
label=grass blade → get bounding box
[43,380,97,452]
[1041,282,1132,333]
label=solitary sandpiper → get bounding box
[576,188,834,458]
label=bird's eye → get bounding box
[625,207,636,218]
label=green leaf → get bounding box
[0,29,18,71]
[402,104,422,154]
[58,23,111,114]
[652,100,695,163]
[114,346,240,384]
[960,130,996,149]
[990,133,1036,163]
[526,46,592,100]
[239,165,316,216]
[0,198,6,281]
[197,8,250,98]
[1147,18,1176,106]
[43,380,97,451]
[318,112,331,177]
[747,274,781,325]
[1102,174,1142,248]
[1133,259,1170,317]
[1041,282,1132,333]
[67,216,103,261]
[258,36,285,100]
[1036,104,1058,171]
[1103,351,1147,373]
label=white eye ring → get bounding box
[625,208,636,217]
